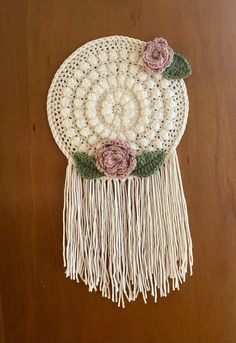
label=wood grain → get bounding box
[0,0,236,342]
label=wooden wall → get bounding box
[0,0,236,342]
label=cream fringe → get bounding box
[63,151,193,307]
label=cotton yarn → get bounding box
[47,36,193,306]
[47,36,189,161]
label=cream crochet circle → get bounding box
[47,36,189,159]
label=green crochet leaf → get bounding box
[73,152,103,179]
[131,149,166,178]
[163,53,192,80]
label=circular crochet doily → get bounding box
[47,36,189,159]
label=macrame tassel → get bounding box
[63,151,193,307]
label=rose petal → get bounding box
[142,37,174,73]
[95,139,137,179]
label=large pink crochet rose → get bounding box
[95,139,137,179]
[142,37,174,73]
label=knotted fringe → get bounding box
[63,151,193,307]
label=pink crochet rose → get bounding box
[142,37,174,73]
[95,139,137,179]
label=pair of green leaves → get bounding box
[163,53,192,80]
[73,149,166,180]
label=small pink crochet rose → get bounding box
[142,37,174,74]
[95,139,137,180]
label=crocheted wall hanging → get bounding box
[47,36,193,307]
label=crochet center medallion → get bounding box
[47,36,193,307]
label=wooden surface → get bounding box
[0,0,236,342]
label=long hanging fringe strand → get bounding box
[63,151,193,307]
